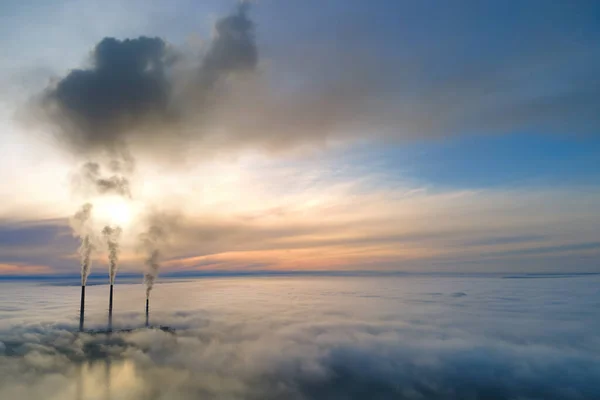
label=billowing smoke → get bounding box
[140,225,168,299]
[102,226,122,285]
[27,2,407,159]
[138,211,179,298]
[35,4,256,285]
[73,161,132,198]
[35,3,257,158]
[70,203,95,285]
[21,0,599,166]
[38,36,172,155]
[78,236,94,285]
[84,162,131,197]
[144,250,160,299]
[195,1,257,92]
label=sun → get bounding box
[109,200,132,226]
[94,196,138,228]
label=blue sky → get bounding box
[0,0,599,276]
[346,133,600,189]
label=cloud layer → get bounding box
[1,275,599,399]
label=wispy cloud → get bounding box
[2,153,600,274]
[0,263,52,275]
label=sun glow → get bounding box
[94,196,139,229]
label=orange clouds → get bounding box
[0,263,52,275]
[2,152,600,275]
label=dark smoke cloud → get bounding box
[36,3,257,158]
[74,162,132,198]
[22,1,600,161]
[197,1,257,89]
[40,36,172,154]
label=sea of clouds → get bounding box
[0,275,599,399]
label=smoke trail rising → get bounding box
[144,249,160,299]
[83,162,131,197]
[79,236,94,285]
[141,225,165,298]
[139,222,170,299]
[73,161,132,199]
[71,203,95,285]
[102,226,122,285]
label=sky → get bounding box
[0,0,599,276]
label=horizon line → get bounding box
[0,270,599,281]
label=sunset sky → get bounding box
[1,0,599,276]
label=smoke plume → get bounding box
[35,4,257,287]
[73,161,132,198]
[39,36,172,155]
[102,226,122,285]
[70,203,94,285]
[140,225,168,299]
[143,249,160,299]
[195,1,257,92]
[35,3,257,158]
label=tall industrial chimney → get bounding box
[145,298,149,328]
[79,285,85,332]
[108,284,114,331]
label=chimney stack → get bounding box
[108,284,114,331]
[79,285,85,332]
[145,298,149,328]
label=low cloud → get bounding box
[0,280,599,400]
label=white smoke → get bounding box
[102,225,122,285]
[140,225,168,299]
[70,203,95,285]
[143,249,160,299]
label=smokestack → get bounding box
[103,225,121,333]
[72,203,94,334]
[79,285,86,332]
[108,284,114,331]
[145,297,149,328]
